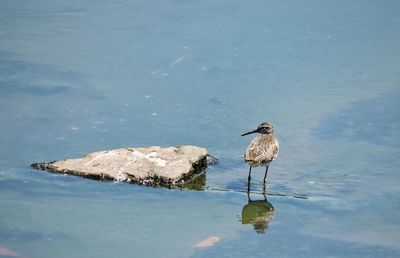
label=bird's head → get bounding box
[241,122,274,136]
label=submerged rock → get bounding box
[31,145,208,187]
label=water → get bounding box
[1,0,399,257]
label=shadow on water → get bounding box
[241,192,274,234]
[204,168,309,200]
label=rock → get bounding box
[194,236,220,248]
[206,154,219,165]
[31,145,208,188]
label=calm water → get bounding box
[1,0,400,257]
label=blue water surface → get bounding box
[1,0,400,257]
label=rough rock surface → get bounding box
[31,145,208,187]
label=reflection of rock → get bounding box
[31,146,208,188]
[241,195,274,234]
[181,172,206,190]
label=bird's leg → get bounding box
[262,182,266,194]
[263,165,269,186]
[247,166,252,193]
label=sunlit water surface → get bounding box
[1,0,400,257]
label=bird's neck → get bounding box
[261,133,273,137]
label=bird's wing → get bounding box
[272,139,279,160]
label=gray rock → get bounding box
[31,145,208,187]
[206,154,219,165]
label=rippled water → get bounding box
[1,0,400,257]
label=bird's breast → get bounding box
[244,135,279,164]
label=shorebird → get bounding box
[241,122,279,192]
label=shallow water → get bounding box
[1,0,400,257]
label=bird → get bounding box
[241,122,279,192]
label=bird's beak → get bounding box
[241,129,258,136]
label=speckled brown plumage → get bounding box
[244,134,279,166]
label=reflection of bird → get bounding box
[241,122,279,192]
[241,193,274,234]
